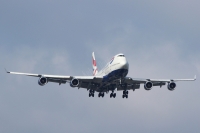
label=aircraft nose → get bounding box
[120,59,129,69]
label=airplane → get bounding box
[6,52,196,98]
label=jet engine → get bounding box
[144,81,153,90]
[38,77,48,86]
[168,82,176,91]
[70,78,79,87]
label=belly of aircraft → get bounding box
[102,69,128,82]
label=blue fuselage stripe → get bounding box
[102,69,128,82]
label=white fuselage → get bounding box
[96,54,129,80]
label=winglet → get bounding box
[194,75,197,80]
[4,68,10,73]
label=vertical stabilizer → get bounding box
[92,52,98,76]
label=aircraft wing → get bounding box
[125,76,196,84]
[6,70,103,88]
[116,76,197,91]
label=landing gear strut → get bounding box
[89,90,95,97]
[122,90,128,98]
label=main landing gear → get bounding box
[89,90,95,97]
[122,90,128,98]
[98,92,104,97]
[110,91,116,98]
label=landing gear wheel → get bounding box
[122,94,128,99]
[123,91,126,95]
[99,92,104,97]
[110,93,113,98]
[110,92,116,98]
[89,89,95,98]
[113,93,116,98]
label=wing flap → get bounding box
[48,79,67,84]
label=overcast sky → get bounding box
[0,0,200,133]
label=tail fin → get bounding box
[92,52,98,76]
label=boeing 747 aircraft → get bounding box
[6,52,196,98]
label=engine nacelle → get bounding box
[168,82,176,91]
[38,77,48,86]
[144,81,153,90]
[70,78,79,87]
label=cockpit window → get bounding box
[118,55,125,57]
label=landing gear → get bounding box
[110,92,116,98]
[89,90,95,97]
[98,92,104,98]
[122,94,128,98]
[122,90,128,99]
[89,93,94,97]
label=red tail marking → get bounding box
[93,59,96,66]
